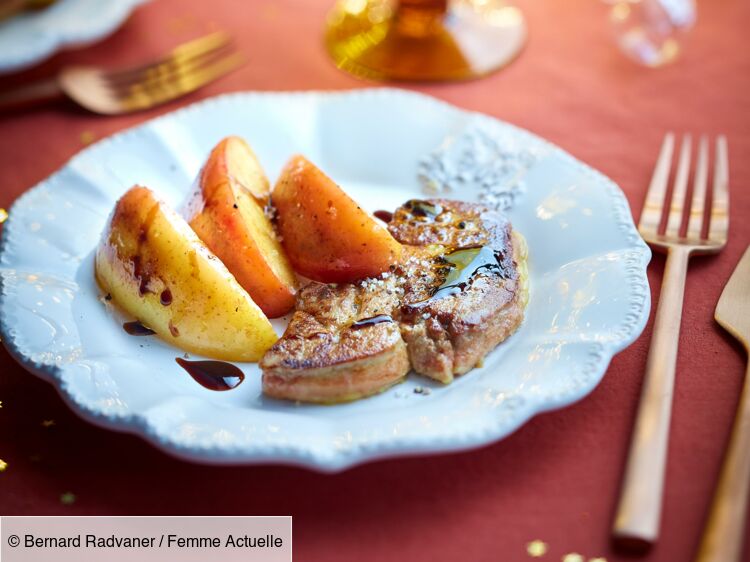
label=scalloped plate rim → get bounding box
[0,0,147,74]
[0,88,651,472]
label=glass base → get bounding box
[325,0,527,82]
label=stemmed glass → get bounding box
[325,0,526,81]
[608,0,696,67]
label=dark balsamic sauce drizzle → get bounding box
[351,314,393,330]
[405,200,443,219]
[402,246,509,314]
[175,358,245,391]
[160,289,173,306]
[130,256,148,296]
[130,203,161,296]
[123,321,156,336]
[373,210,393,223]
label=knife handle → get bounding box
[695,358,750,562]
[612,245,690,552]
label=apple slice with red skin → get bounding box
[185,136,297,318]
[272,155,402,283]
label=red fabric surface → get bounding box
[1,1,749,561]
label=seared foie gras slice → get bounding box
[260,279,410,403]
[261,199,528,400]
[392,199,528,383]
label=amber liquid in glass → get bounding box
[325,0,527,81]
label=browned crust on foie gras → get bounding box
[260,280,410,403]
[261,198,528,400]
[262,338,409,403]
[396,230,528,383]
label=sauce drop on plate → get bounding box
[123,321,155,336]
[175,358,245,391]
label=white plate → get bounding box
[0,0,146,74]
[0,89,651,471]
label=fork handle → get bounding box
[0,78,64,113]
[613,246,691,551]
[695,358,750,562]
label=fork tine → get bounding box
[105,32,232,86]
[121,52,245,112]
[708,135,729,245]
[639,133,675,237]
[686,136,708,240]
[109,42,234,94]
[664,134,691,238]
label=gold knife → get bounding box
[695,244,750,562]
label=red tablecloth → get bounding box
[1,1,749,560]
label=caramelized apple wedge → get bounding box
[185,136,296,318]
[95,186,277,361]
[272,155,402,283]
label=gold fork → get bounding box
[0,32,244,115]
[612,133,730,551]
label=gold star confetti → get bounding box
[80,131,96,145]
[60,492,76,505]
[41,419,55,428]
[0,208,7,224]
[0,400,3,408]
[526,540,548,557]
[0,459,7,472]
[562,554,584,562]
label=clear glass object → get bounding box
[608,0,696,67]
[325,0,527,81]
